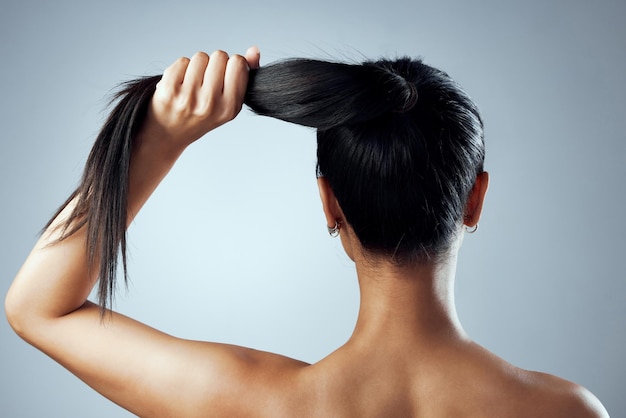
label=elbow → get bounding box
[5,282,36,342]
[5,283,24,337]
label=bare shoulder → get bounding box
[464,344,609,417]
[521,370,609,418]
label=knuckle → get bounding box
[229,54,247,67]
[193,100,212,118]
[176,56,191,66]
[223,100,241,121]
[154,82,174,102]
[229,105,242,120]
[163,57,189,77]
[175,94,194,111]
[211,50,229,61]
[192,51,209,61]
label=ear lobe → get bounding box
[317,177,343,228]
[464,171,489,227]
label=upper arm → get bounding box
[26,301,308,417]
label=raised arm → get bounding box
[3,48,308,417]
[6,47,254,332]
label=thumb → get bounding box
[245,46,261,69]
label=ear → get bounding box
[464,171,489,227]
[317,177,343,228]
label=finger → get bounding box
[182,51,210,89]
[160,56,190,89]
[244,46,260,70]
[201,50,229,97]
[223,54,250,111]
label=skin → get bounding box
[5,47,609,417]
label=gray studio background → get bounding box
[1,0,624,416]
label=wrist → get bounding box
[126,129,185,223]
[134,125,187,165]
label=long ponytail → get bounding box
[245,58,417,129]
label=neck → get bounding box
[348,248,467,350]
